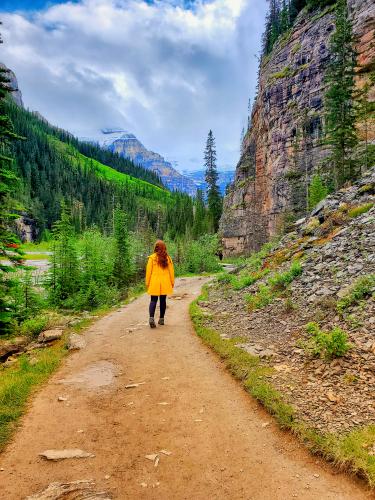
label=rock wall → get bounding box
[0,63,23,107]
[220,1,375,256]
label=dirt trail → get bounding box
[0,277,372,499]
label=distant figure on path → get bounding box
[146,240,175,328]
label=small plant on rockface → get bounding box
[345,314,363,330]
[342,372,358,385]
[246,284,274,311]
[347,203,374,219]
[267,260,302,291]
[302,322,351,359]
[337,275,375,314]
[284,296,297,313]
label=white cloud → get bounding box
[1,0,267,170]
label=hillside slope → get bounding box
[220,0,375,256]
[201,167,375,482]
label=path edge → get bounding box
[189,283,375,488]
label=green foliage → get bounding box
[262,0,336,57]
[324,0,358,187]
[246,283,274,310]
[347,203,374,218]
[112,208,134,290]
[268,260,302,290]
[13,268,46,323]
[173,234,221,275]
[271,65,292,79]
[19,316,48,337]
[303,322,351,358]
[246,260,302,310]
[217,273,233,284]
[308,174,329,209]
[47,203,80,306]
[337,275,375,314]
[192,189,210,238]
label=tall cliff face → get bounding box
[220,1,375,256]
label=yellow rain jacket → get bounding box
[146,253,175,296]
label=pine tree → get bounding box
[308,174,329,209]
[112,207,132,291]
[324,0,358,187]
[204,130,222,232]
[0,43,24,333]
[48,202,79,305]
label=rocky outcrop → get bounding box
[220,1,375,256]
[87,129,198,195]
[0,63,23,107]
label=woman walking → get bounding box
[146,240,174,328]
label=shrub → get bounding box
[302,322,351,359]
[347,203,374,218]
[284,296,297,313]
[245,261,302,311]
[246,284,274,311]
[337,275,375,313]
[232,268,270,291]
[19,316,49,337]
[217,273,233,284]
[268,260,302,291]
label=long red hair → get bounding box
[154,240,169,268]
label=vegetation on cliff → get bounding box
[262,0,337,57]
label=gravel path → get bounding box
[0,277,372,499]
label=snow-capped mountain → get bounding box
[84,128,197,196]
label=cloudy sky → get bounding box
[1,0,267,171]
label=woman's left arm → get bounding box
[146,257,153,288]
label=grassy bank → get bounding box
[190,285,375,487]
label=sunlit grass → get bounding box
[0,345,66,450]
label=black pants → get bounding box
[149,295,167,319]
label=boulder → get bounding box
[66,333,86,350]
[37,329,63,343]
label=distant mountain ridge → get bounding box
[183,169,235,196]
[85,129,198,196]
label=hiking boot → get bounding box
[158,318,164,325]
[149,317,156,328]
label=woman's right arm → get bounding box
[168,257,175,288]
